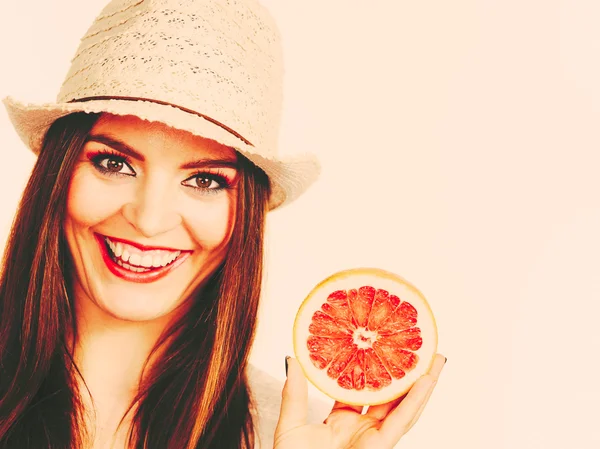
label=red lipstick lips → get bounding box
[101,234,187,252]
[95,234,191,284]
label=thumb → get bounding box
[275,356,308,437]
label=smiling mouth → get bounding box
[103,236,183,273]
[95,234,191,283]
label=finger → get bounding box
[367,353,445,421]
[427,353,446,378]
[275,357,308,437]
[377,375,435,444]
[404,353,446,430]
[323,402,363,424]
[365,393,406,420]
[377,354,446,445]
[405,376,439,432]
[330,401,363,414]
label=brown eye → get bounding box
[105,158,124,172]
[195,177,216,189]
[91,154,135,176]
[182,172,229,193]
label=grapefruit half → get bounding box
[293,268,438,406]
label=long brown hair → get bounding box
[0,112,271,449]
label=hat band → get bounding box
[69,96,254,147]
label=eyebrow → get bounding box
[87,134,144,161]
[86,134,239,170]
[180,159,238,170]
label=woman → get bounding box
[0,0,445,448]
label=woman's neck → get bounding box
[75,315,164,402]
[71,284,175,448]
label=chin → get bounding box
[72,269,198,325]
[99,295,181,323]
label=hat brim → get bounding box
[3,97,320,210]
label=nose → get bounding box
[121,175,182,238]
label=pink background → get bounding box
[1,1,599,448]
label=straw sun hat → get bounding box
[2,0,320,210]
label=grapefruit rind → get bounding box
[293,268,438,406]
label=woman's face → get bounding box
[64,114,238,323]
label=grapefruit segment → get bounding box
[321,290,354,325]
[294,268,438,406]
[364,348,392,390]
[307,336,353,369]
[338,349,366,390]
[381,327,423,351]
[372,343,418,379]
[348,286,376,327]
[308,310,353,338]
[326,343,357,379]
[377,301,418,336]
[367,289,395,330]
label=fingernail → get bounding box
[285,356,291,377]
[444,357,447,364]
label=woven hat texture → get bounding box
[3,0,320,209]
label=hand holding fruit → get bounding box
[274,354,446,449]
[275,268,443,448]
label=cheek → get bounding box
[66,169,127,227]
[183,194,236,250]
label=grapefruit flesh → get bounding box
[293,268,438,406]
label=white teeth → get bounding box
[161,253,172,266]
[152,254,163,267]
[164,251,180,265]
[116,259,150,273]
[105,237,183,271]
[129,253,141,266]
